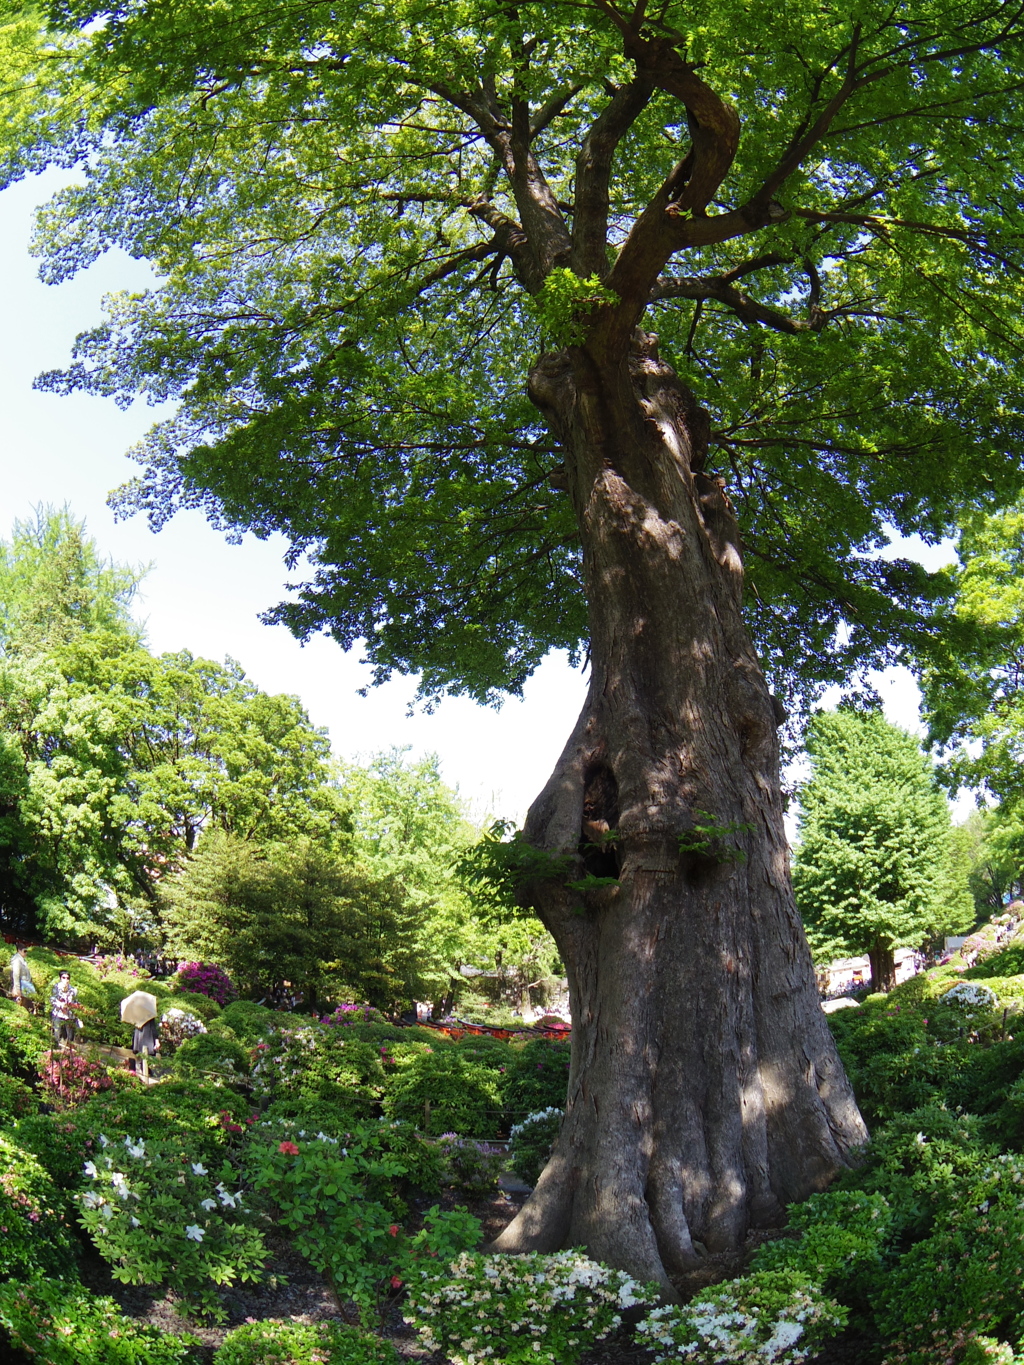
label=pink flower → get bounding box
[390,1275,403,1288]
[388,1223,399,1237]
[278,1141,300,1156]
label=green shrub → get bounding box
[0,1279,198,1365]
[168,990,223,1022]
[247,1125,479,1322]
[77,1133,269,1321]
[383,1049,502,1136]
[173,1032,250,1081]
[0,1073,37,1121]
[635,1270,847,1365]
[968,945,1024,978]
[406,1249,656,1365]
[500,1040,571,1122]
[507,1107,562,1186]
[0,1134,77,1279]
[751,1190,892,1288]
[0,999,51,1073]
[874,1150,1024,1364]
[836,1106,995,1242]
[436,1135,506,1196]
[214,1319,399,1365]
[66,1081,254,1167]
[219,1000,281,1041]
[251,1026,385,1115]
[10,1111,91,1188]
[262,1094,367,1132]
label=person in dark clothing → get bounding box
[132,1017,159,1056]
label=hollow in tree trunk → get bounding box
[491,334,868,1290]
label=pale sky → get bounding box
[0,169,957,824]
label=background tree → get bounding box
[13,0,1024,1280]
[793,709,972,991]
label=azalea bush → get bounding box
[176,962,237,1005]
[39,1049,114,1106]
[507,1107,563,1186]
[159,1008,208,1050]
[0,1279,197,1365]
[382,1048,502,1136]
[214,1318,400,1365]
[499,1040,571,1121]
[250,1024,384,1115]
[635,1271,847,1365]
[173,1031,251,1080]
[248,1125,479,1321]
[0,1134,77,1279]
[76,1133,269,1320]
[437,1134,506,1197]
[405,1249,656,1365]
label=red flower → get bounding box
[390,1275,403,1289]
[388,1223,399,1237]
[278,1140,300,1156]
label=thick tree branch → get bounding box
[651,272,825,334]
[429,78,572,286]
[572,75,655,278]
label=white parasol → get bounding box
[120,991,158,1026]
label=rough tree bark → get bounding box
[491,332,868,1289]
[868,945,897,994]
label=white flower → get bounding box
[130,1217,141,1228]
[124,1138,145,1159]
[98,1135,109,1148]
[191,1162,208,1176]
[200,1198,217,1211]
[184,1224,205,1241]
[83,1161,98,1178]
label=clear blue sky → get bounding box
[0,170,956,823]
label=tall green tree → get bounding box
[11,0,1024,1278]
[793,709,972,991]
[0,507,142,655]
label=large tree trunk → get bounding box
[491,333,868,1290]
[868,944,897,994]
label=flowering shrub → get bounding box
[405,1249,656,1365]
[876,1150,1024,1364]
[247,1123,479,1321]
[323,1003,385,1026]
[507,1107,562,1186]
[76,1133,269,1320]
[214,1318,400,1365]
[176,962,237,1005]
[437,1134,506,1196]
[383,1048,502,1136]
[636,1270,847,1365]
[0,1134,76,1278]
[963,1341,1022,1365]
[39,1049,114,1106]
[251,1024,384,1116]
[160,1008,208,1050]
[93,954,152,980]
[0,1279,197,1365]
[941,981,999,1011]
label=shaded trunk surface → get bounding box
[868,945,897,994]
[491,334,867,1289]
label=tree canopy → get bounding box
[8,0,1024,713]
[793,707,972,989]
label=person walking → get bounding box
[9,946,36,1008]
[132,1014,159,1059]
[49,970,79,1048]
